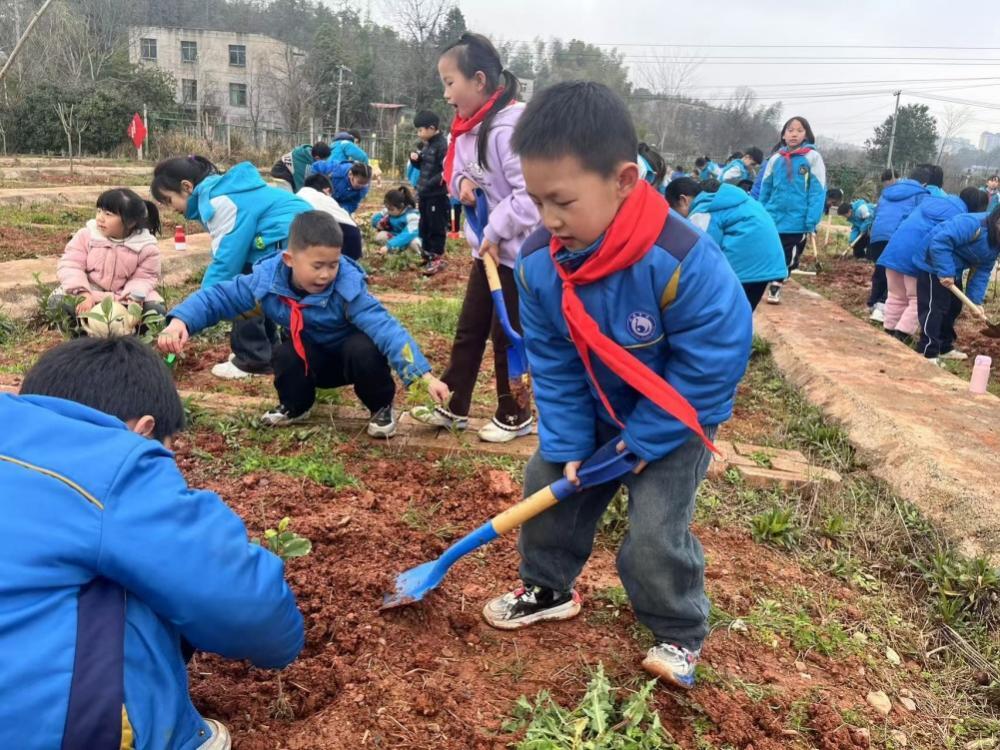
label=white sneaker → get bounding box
[478,416,534,443]
[196,718,231,750]
[869,303,885,323]
[367,406,398,438]
[642,643,701,690]
[765,283,781,305]
[211,360,258,380]
[939,349,968,361]
[410,405,469,431]
[260,405,311,427]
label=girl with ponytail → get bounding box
[410,32,540,443]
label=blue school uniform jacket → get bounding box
[750,161,768,200]
[697,161,722,181]
[878,195,967,277]
[170,253,431,382]
[846,199,876,243]
[688,184,789,284]
[719,158,751,185]
[758,144,827,234]
[869,179,929,244]
[327,162,369,214]
[371,208,420,250]
[329,132,369,164]
[914,211,999,304]
[515,213,752,463]
[0,393,303,750]
[186,161,311,288]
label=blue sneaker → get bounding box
[641,643,700,689]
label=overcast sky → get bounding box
[447,0,1000,148]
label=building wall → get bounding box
[979,131,1000,153]
[128,27,298,128]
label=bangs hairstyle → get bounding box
[440,32,520,170]
[20,337,184,441]
[289,211,344,252]
[150,155,218,203]
[776,116,816,150]
[512,80,637,178]
[96,188,161,236]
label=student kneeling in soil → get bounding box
[159,211,450,435]
[0,336,304,750]
[481,82,752,690]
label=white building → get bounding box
[128,27,302,128]
[979,131,1000,153]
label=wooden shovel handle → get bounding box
[946,284,989,321]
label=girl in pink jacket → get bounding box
[51,188,165,330]
[411,32,541,443]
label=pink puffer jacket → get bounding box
[56,220,162,302]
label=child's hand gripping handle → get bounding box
[946,284,990,321]
[491,438,639,534]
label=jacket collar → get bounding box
[263,255,367,304]
[86,219,156,253]
[6,393,128,431]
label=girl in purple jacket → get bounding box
[411,32,541,443]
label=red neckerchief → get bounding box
[443,88,507,189]
[779,145,812,179]
[281,296,308,375]
[549,180,717,454]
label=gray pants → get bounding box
[518,421,716,651]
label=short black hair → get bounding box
[20,337,184,441]
[347,129,362,142]
[289,211,344,252]
[960,186,988,212]
[311,141,331,160]
[908,164,934,185]
[927,164,944,188]
[989,174,1000,182]
[737,179,754,193]
[512,81,637,177]
[349,162,373,181]
[414,110,440,129]
[664,177,702,207]
[96,188,161,236]
[303,173,333,192]
[745,147,764,166]
[837,202,853,216]
[881,168,899,182]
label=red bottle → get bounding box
[174,225,187,251]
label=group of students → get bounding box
[839,165,1000,364]
[4,30,878,750]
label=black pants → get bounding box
[852,232,870,259]
[442,259,532,426]
[742,281,769,311]
[231,263,280,373]
[866,240,889,307]
[341,223,362,261]
[451,202,463,233]
[779,233,807,275]
[272,332,395,416]
[916,271,964,358]
[419,192,450,259]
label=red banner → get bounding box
[127,113,147,149]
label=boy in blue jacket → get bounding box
[913,207,1000,362]
[160,211,449,435]
[482,82,752,689]
[719,147,763,186]
[0,336,303,750]
[837,198,876,258]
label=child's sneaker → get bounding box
[260,404,311,427]
[482,585,581,630]
[939,348,968,361]
[211,359,259,380]
[367,405,397,438]
[447,231,462,240]
[869,302,885,323]
[421,257,447,276]
[641,643,701,689]
[410,405,469,431]
[765,283,781,305]
[478,416,534,443]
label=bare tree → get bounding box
[936,105,973,163]
[266,47,315,134]
[638,48,702,99]
[0,0,56,85]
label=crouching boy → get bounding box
[0,336,305,749]
[481,81,752,689]
[159,211,449,436]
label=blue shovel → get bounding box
[464,189,532,407]
[380,437,638,610]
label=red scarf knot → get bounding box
[779,145,812,180]
[549,180,717,455]
[443,88,509,191]
[281,296,309,375]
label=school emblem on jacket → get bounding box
[627,311,656,341]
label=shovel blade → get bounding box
[379,559,446,610]
[982,324,1000,339]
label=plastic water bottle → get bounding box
[174,225,187,251]
[970,355,992,395]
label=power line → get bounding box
[504,41,1000,51]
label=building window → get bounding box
[140,38,157,61]
[229,83,247,107]
[181,79,197,103]
[180,40,197,63]
[229,45,246,67]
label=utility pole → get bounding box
[886,90,902,171]
[334,65,351,135]
[0,0,55,85]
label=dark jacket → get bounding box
[410,132,448,197]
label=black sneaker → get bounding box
[260,404,312,427]
[421,257,446,276]
[765,283,782,304]
[367,405,397,438]
[482,585,581,630]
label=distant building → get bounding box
[128,27,302,128]
[979,131,1000,152]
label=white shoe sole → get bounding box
[367,422,398,438]
[482,597,581,630]
[641,656,696,690]
[260,409,312,427]
[478,422,534,443]
[939,352,968,361]
[765,297,781,305]
[409,406,469,431]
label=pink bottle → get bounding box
[970,355,992,395]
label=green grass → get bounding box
[393,295,462,338]
[237,446,359,489]
[0,204,94,227]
